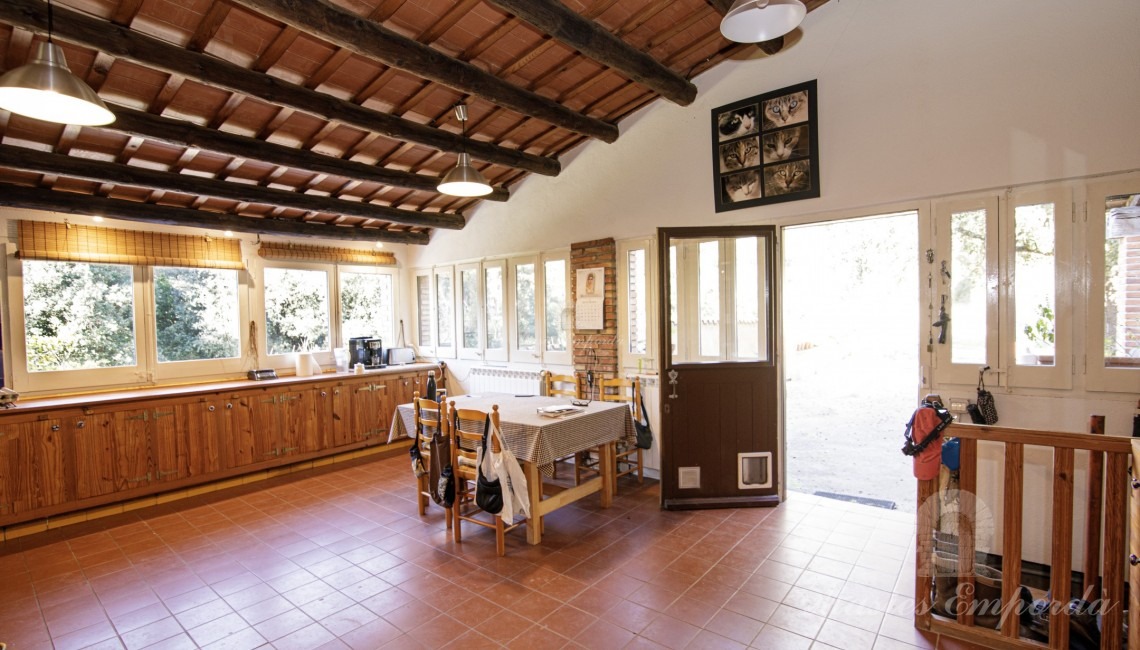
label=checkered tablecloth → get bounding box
[388,393,635,476]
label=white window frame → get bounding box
[482,259,508,363]
[152,265,251,383]
[7,259,150,393]
[412,268,435,358]
[433,265,456,359]
[508,255,541,363]
[457,261,484,361]
[1085,173,1140,393]
[1004,186,1073,390]
[541,251,572,366]
[337,264,398,354]
[933,195,1001,386]
[618,237,657,373]
[259,260,336,372]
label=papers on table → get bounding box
[536,404,584,418]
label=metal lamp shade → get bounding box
[720,0,807,43]
[0,41,115,126]
[437,153,493,197]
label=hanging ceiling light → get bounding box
[437,104,492,198]
[0,0,114,126]
[720,0,807,43]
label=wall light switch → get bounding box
[948,397,969,413]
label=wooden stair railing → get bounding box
[915,420,1137,650]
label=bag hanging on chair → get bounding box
[409,442,427,478]
[428,430,447,504]
[975,367,998,425]
[634,392,653,450]
[475,416,504,514]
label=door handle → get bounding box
[667,369,679,399]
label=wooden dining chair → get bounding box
[413,392,451,529]
[450,404,523,556]
[545,371,584,479]
[599,376,642,494]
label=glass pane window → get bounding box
[1014,203,1056,365]
[950,209,988,364]
[544,259,567,352]
[485,266,504,350]
[515,263,536,351]
[264,267,330,355]
[735,237,760,360]
[23,260,137,371]
[627,249,647,355]
[699,240,721,357]
[1104,192,1140,367]
[340,271,393,344]
[416,274,432,348]
[461,267,479,348]
[155,267,240,363]
[670,246,678,356]
[436,273,453,348]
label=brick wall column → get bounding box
[571,238,617,399]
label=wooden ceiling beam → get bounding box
[187,2,233,52]
[0,0,560,177]
[227,0,619,143]
[109,0,145,27]
[0,185,430,244]
[484,0,696,106]
[0,144,466,231]
[105,107,509,201]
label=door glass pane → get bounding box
[485,266,504,350]
[155,267,240,363]
[1014,203,1056,366]
[23,260,137,371]
[627,249,647,355]
[416,274,432,348]
[669,235,770,365]
[699,240,721,357]
[340,271,393,344]
[544,259,567,352]
[1105,192,1140,367]
[950,209,987,364]
[435,273,453,348]
[515,263,536,351]
[461,267,479,349]
[264,267,329,354]
[735,237,762,360]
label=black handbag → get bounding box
[976,369,998,425]
[634,393,653,450]
[438,464,455,508]
[475,416,504,514]
[428,430,447,504]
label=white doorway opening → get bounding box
[783,212,920,511]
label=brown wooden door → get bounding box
[278,386,318,456]
[225,392,259,469]
[316,383,350,448]
[13,417,73,513]
[150,401,193,484]
[658,226,781,509]
[72,412,117,500]
[0,420,19,518]
[186,397,226,477]
[350,380,387,443]
[110,408,153,490]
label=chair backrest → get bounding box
[599,376,639,405]
[546,373,581,399]
[414,393,446,450]
[451,404,500,480]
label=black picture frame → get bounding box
[711,79,820,213]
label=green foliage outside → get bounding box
[155,267,240,362]
[264,268,329,355]
[23,261,137,371]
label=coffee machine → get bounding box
[348,337,371,368]
[365,338,385,368]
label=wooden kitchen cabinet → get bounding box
[0,364,440,528]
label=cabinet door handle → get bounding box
[51,424,60,431]
[76,420,85,429]
[226,403,233,409]
[321,391,328,397]
[208,405,216,412]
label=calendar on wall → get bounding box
[575,267,604,330]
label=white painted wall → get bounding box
[407,0,1140,567]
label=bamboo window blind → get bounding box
[258,242,396,266]
[17,221,244,270]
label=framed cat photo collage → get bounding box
[711,79,820,212]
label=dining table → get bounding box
[388,392,636,544]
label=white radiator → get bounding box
[468,367,545,396]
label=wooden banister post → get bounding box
[1049,447,1074,648]
[1084,415,1105,598]
[1001,442,1024,639]
[1129,439,1140,650]
[915,475,937,631]
[1102,451,1127,650]
[957,437,977,628]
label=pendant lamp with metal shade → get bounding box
[0,0,115,126]
[720,0,807,43]
[437,104,492,198]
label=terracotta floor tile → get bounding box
[767,603,826,639]
[750,625,813,650]
[541,604,598,639]
[639,612,701,650]
[704,608,765,645]
[119,616,184,650]
[338,616,404,650]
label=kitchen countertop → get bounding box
[1,362,441,415]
